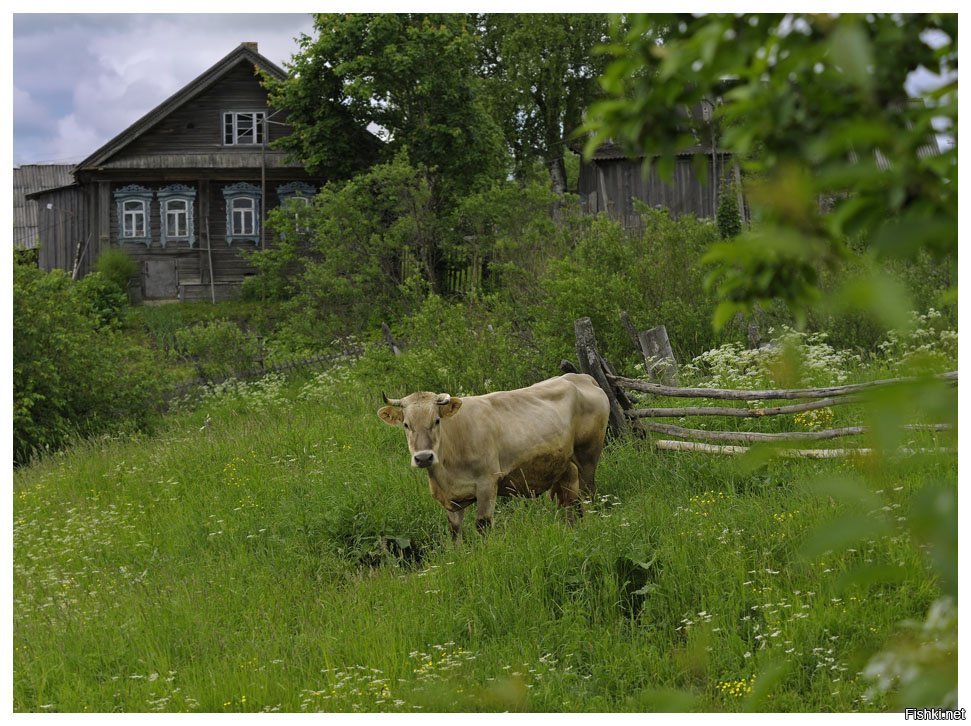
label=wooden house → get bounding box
[578,141,744,229]
[26,42,370,302]
[577,97,749,229]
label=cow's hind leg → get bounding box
[573,439,604,500]
[553,462,582,524]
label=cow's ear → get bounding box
[378,406,404,426]
[440,397,462,418]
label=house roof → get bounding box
[13,164,76,249]
[76,42,289,171]
[582,141,730,161]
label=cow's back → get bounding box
[439,374,608,479]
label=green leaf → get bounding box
[828,21,875,93]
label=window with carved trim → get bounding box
[231,198,255,235]
[157,184,197,248]
[276,182,315,241]
[222,183,262,244]
[112,185,153,246]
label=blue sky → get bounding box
[12,13,315,165]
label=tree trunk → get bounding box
[548,154,567,195]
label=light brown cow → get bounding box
[377,373,610,543]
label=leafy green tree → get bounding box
[585,13,956,329]
[269,13,507,204]
[265,152,440,351]
[478,13,613,192]
[584,13,958,707]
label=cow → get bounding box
[377,373,610,543]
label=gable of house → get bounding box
[91,59,293,171]
[26,43,343,300]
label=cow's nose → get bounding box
[413,451,435,468]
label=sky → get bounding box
[10,10,959,169]
[12,13,317,166]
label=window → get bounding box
[231,197,255,235]
[276,181,316,203]
[123,200,147,238]
[223,111,266,145]
[222,182,262,244]
[112,185,153,246]
[167,200,188,236]
[276,182,316,240]
[157,184,197,247]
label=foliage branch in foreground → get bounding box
[583,12,957,708]
[584,13,957,329]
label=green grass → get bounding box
[13,367,955,713]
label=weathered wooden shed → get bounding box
[578,141,743,229]
[26,42,374,301]
[12,164,75,251]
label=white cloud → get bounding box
[13,13,315,165]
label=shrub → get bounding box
[94,247,138,295]
[358,294,549,397]
[76,272,129,329]
[716,178,743,239]
[13,262,164,464]
[173,320,260,381]
[534,206,733,367]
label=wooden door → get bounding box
[143,258,178,299]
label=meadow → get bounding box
[12,349,956,713]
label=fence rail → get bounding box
[167,346,363,402]
[569,314,957,458]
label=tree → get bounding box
[478,13,613,192]
[583,12,958,708]
[268,13,507,204]
[585,13,957,329]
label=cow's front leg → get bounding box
[474,479,498,534]
[446,507,464,545]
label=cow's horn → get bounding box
[382,392,403,407]
[435,394,452,405]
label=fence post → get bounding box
[574,317,628,437]
[381,322,402,356]
[620,312,679,386]
[639,325,679,386]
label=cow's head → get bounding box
[377,392,463,469]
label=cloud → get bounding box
[13,13,315,165]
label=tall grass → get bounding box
[13,361,953,713]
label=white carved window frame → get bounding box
[157,184,197,248]
[222,182,262,245]
[112,185,153,246]
[276,181,315,236]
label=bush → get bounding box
[13,263,165,464]
[76,272,129,329]
[173,320,260,380]
[358,294,550,397]
[716,178,743,239]
[94,247,138,295]
[534,206,734,366]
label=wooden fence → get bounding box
[167,346,364,403]
[569,315,957,458]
